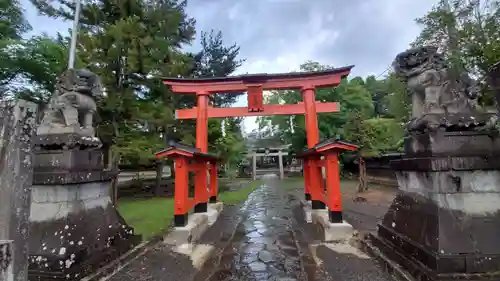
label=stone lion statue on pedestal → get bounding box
[393,46,496,133]
[37,68,104,137]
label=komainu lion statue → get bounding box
[393,46,496,133]
[38,68,103,137]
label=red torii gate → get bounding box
[161,65,354,225]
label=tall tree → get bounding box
[258,61,374,153]
[30,0,197,164]
[0,0,30,40]
[0,0,31,95]
[192,30,244,106]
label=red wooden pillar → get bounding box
[194,161,208,213]
[309,156,326,209]
[303,158,311,200]
[209,162,218,203]
[196,92,209,153]
[325,152,343,223]
[194,92,209,213]
[302,86,322,207]
[302,86,319,147]
[174,157,190,226]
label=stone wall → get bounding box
[343,154,402,187]
[365,154,402,187]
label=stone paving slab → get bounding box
[314,242,396,281]
[199,181,305,281]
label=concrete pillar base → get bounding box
[164,203,224,247]
[311,209,354,242]
[300,200,312,223]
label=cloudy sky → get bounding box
[21,0,437,132]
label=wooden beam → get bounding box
[248,152,287,157]
[175,102,339,119]
[163,66,353,94]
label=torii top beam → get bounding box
[163,66,354,120]
[163,65,354,94]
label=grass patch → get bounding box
[118,180,262,240]
[118,197,174,241]
[284,176,304,183]
[218,180,262,205]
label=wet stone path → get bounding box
[206,178,304,281]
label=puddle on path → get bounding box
[204,179,307,281]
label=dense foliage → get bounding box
[257,0,500,157]
[256,62,408,156]
[0,0,499,171]
[0,0,246,173]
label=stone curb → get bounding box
[358,234,415,281]
[80,237,162,281]
[290,197,319,281]
[192,205,249,281]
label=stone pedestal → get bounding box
[28,134,140,281]
[0,100,38,281]
[370,131,500,281]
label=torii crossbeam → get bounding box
[163,65,353,153]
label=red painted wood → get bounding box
[317,143,358,153]
[163,67,355,217]
[155,149,193,159]
[195,166,208,206]
[247,85,264,112]
[325,153,342,212]
[308,156,324,203]
[302,87,319,148]
[210,162,218,199]
[175,102,340,119]
[163,67,352,93]
[303,159,311,198]
[196,93,209,153]
[174,157,190,215]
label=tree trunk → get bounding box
[154,159,163,197]
[110,149,119,207]
[357,156,367,193]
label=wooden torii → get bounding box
[162,65,354,223]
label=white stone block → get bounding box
[300,200,312,223]
[164,213,209,246]
[311,209,354,242]
[207,202,223,225]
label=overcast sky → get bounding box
[21,0,437,132]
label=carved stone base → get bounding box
[407,113,497,133]
[368,131,500,280]
[404,131,500,157]
[371,186,500,281]
[368,230,500,281]
[34,133,101,149]
[33,140,115,185]
[37,124,96,139]
[28,181,140,281]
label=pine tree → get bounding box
[30,0,196,163]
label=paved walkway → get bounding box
[106,178,397,281]
[201,178,304,281]
[198,177,397,281]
